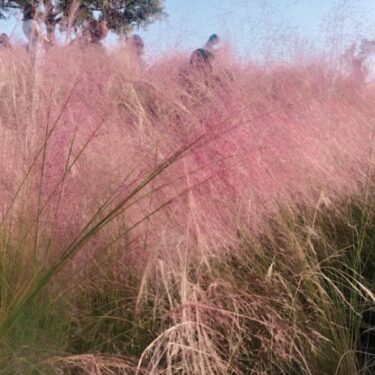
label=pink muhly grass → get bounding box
[0,46,374,257]
[0,43,374,374]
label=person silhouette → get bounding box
[0,33,11,49]
[190,34,220,74]
[22,3,50,51]
[81,18,108,45]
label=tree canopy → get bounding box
[0,0,166,34]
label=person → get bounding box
[125,34,146,69]
[91,19,108,44]
[205,33,221,54]
[22,3,50,51]
[190,34,220,73]
[0,33,11,49]
[128,34,144,57]
[44,6,62,45]
[343,38,375,84]
[178,34,221,103]
[80,18,108,45]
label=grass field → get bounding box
[0,45,374,374]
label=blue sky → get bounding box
[134,0,375,59]
[137,0,333,57]
[2,0,375,59]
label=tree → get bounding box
[0,0,166,40]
